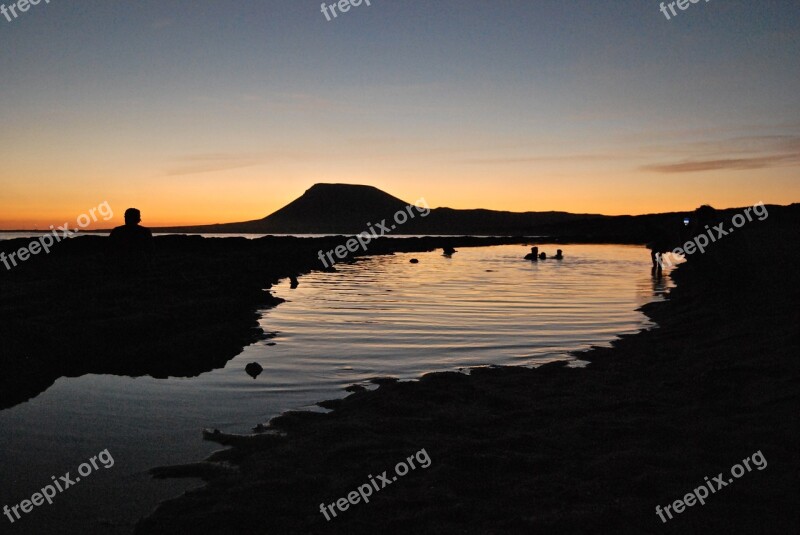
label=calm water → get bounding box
[0,244,673,534]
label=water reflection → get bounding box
[0,243,674,535]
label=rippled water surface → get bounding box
[0,244,673,534]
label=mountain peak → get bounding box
[302,183,402,201]
[306,183,383,192]
[260,183,410,233]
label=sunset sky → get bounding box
[1,0,798,228]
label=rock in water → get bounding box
[245,362,264,379]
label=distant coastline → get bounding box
[5,186,796,242]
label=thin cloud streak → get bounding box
[162,149,325,177]
[642,153,800,174]
[642,133,800,173]
[164,154,262,177]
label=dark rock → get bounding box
[370,377,399,386]
[245,362,263,379]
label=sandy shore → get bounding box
[135,207,799,534]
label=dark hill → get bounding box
[157,184,410,234]
[260,183,410,234]
[418,207,597,236]
[154,183,600,236]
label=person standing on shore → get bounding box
[646,224,672,274]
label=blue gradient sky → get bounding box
[1,0,798,227]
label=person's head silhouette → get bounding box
[124,208,142,226]
[109,207,154,261]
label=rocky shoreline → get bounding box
[135,208,799,534]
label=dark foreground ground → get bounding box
[136,207,799,534]
[0,234,531,410]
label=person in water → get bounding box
[539,251,547,260]
[554,249,564,260]
[646,223,673,273]
[524,247,539,260]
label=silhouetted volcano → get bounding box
[262,183,410,234]
[155,183,603,236]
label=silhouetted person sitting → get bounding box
[110,208,154,252]
[524,247,539,261]
[554,249,564,260]
[539,252,547,260]
[109,209,154,273]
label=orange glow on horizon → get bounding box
[2,155,799,229]
[2,173,798,230]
